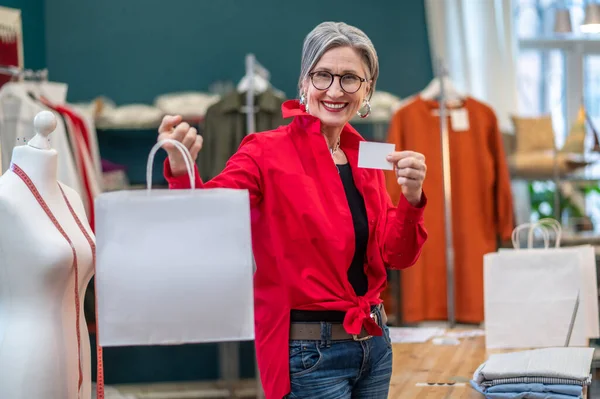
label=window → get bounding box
[585,55,600,130]
[514,0,600,231]
[517,50,565,143]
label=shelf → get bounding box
[511,163,600,184]
[561,232,600,248]
[509,153,600,183]
[511,174,600,184]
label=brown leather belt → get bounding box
[289,305,387,341]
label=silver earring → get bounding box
[357,100,371,119]
[300,92,309,113]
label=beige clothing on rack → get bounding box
[0,82,81,195]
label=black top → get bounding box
[338,163,369,297]
[290,163,370,323]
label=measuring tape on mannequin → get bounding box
[9,140,196,398]
[10,163,104,399]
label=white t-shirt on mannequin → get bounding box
[0,112,94,399]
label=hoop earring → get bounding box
[357,100,371,119]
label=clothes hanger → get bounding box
[237,72,270,114]
[420,76,464,104]
[236,73,270,94]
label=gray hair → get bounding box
[298,22,379,100]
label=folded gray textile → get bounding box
[473,347,595,388]
[480,375,592,387]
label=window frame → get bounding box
[518,37,600,142]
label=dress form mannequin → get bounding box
[0,111,94,398]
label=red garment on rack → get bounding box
[164,99,428,399]
[385,96,514,324]
[0,35,19,89]
[41,98,98,230]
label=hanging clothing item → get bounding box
[164,99,428,399]
[0,82,81,195]
[0,7,22,90]
[385,95,514,323]
[198,89,287,181]
[41,99,101,229]
[70,103,102,183]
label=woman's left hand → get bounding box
[387,151,426,206]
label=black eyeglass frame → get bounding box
[308,71,368,94]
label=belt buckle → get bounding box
[352,333,372,341]
[352,312,378,341]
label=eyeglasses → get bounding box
[308,71,367,94]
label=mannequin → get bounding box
[0,111,94,398]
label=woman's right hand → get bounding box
[157,115,203,177]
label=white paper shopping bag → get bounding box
[94,139,255,347]
[483,219,596,349]
[574,244,600,339]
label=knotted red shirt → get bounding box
[164,100,428,399]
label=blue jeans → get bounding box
[287,309,393,398]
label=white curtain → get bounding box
[424,0,519,133]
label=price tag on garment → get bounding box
[358,141,395,170]
[450,108,470,131]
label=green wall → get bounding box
[43,0,433,104]
[6,0,433,384]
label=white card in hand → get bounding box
[358,141,395,170]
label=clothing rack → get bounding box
[0,65,47,81]
[244,53,270,135]
[216,54,268,399]
[436,58,456,328]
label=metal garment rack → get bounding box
[436,58,456,328]
[244,53,269,135]
[219,53,267,399]
[0,65,47,81]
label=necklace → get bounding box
[330,137,341,157]
[330,137,341,173]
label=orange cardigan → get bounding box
[385,96,514,323]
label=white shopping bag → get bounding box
[484,219,598,349]
[94,139,255,347]
[509,220,599,340]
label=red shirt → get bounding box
[41,100,96,230]
[164,100,428,399]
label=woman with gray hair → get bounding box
[158,21,428,399]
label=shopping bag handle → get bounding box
[146,139,196,191]
[528,218,561,248]
[511,222,550,249]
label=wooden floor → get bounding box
[111,333,590,398]
[389,334,590,399]
[389,335,484,398]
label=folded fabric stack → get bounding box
[470,347,595,398]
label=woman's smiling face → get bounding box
[303,46,370,129]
